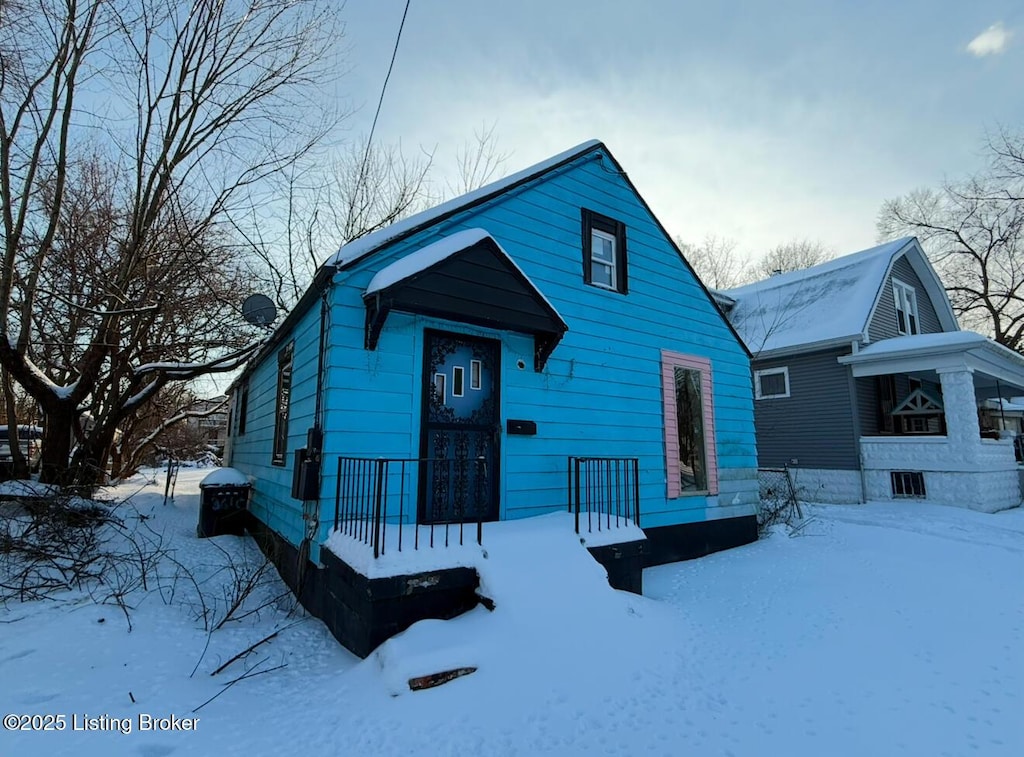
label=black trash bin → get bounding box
[197,468,251,538]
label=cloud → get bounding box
[966,22,1012,57]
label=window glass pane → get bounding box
[759,372,786,397]
[272,347,293,464]
[433,373,446,404]
[674,366,708,491]
[591,261,615,289]
[470,360,481,390]
[238,384,248,435]
[452,365,465,397]
[592,231,615,262]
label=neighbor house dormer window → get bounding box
[582,209,627,294]
[893,279,919,335]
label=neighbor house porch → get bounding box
[840,332,1024,513]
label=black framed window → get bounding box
[237,383,249,436]
[582,209,628,294]
[272,343,293,466]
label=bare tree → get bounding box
[447,122,511,197]
[237,138,435,311]
[987,128,1024,194]
[676,235,752,290]
[239,127,509,312]
[112,386,227,478]
[751,239,833,280]
[879,171,1024,349]
[0,0,340,485]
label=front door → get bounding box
[419,330,500,524]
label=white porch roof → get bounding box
[838,331,1024,397]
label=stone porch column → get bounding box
[937,367,981,464]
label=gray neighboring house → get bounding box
[716,236,1024,513]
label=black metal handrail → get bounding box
[334,456,484,559]
[567,457,640,535]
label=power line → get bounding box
[358,0,412,180]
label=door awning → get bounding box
[362,228,568,371]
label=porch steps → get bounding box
[364,512,647,694]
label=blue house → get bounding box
[226,140,759,655]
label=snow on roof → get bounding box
[200,467,250,487]
[329,140,603,269]
[365,228,493,294]
[850,330,989,357]
[844,329,1024,372]
[722,237,915,354]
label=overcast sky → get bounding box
[331,1,1024,259]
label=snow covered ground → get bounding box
[1,469,1022,756]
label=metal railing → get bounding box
[334,456,485,559]
[567,457,640,535]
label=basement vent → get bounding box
[891,471,926,498]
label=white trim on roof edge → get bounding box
[862,238,958,337]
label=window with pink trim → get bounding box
[661,350,718,497]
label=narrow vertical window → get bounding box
[470,359,482,390]
[878,375,897,433]
[590,229,617,289]
[271,344,293,466]
[661,351,718,497]
[452,365,465,397]
[893,280,919,335]
[675,367,708,492]
[581,209,628,294]
[433,372,446,404]
[237,383,249,436]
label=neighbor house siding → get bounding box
[313,148,756,539]
[867,256,943,341]
[753,347,859,469]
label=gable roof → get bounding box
[329,140,604,269]
[233,139,750,388]
[721,237,958,356]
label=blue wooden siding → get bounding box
[315,148,757,542]
[231,146,759,554]
[229,300,322,549]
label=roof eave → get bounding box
[334,141,607,274]
[228,262,336,392]
[751,334,862,361]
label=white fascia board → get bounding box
[751,334,863,362]
[841,351,972,377]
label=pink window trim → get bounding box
[661,350,719,498]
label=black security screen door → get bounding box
[419,330,500,524]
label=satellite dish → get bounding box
[242,294,277,327]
